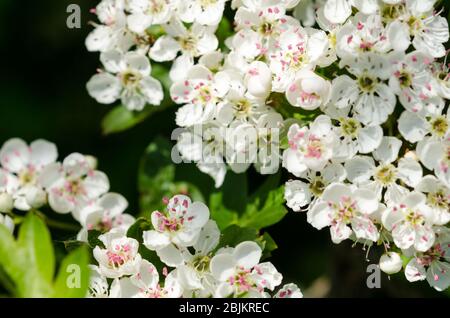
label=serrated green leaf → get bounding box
[216,225,260,250]
[52,246,90,298]
[240,187,287,230]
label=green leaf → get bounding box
[52,246,90,298]
[0,213,54,297]
[260,232,278,260]
[216,17,234,51]
[126,217,153,241]
[216,225,260,250]
[240,186,288,230]
[101,105,156,135]
[209,192,239,230]
[0,224,23,296]
[87,230,104,249]
[17,212,55,285]
[0,213,92,298]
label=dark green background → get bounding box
[0,0,447,297]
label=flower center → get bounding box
[427,189,450,210]
[405,209,425,227]
[430,116,449,137]
[229,269,254,294]
[192,255,211,273]
[358,75,378,93]
[65,179,84,195]
[395,70,412,88]
[89,216,113,232]
[121,70,142,87]
[106,244,133,268]
[233,99,252,118]
[375,164,397,185]
[19,167,36,185]
[381,3,406,23]
[304,138,324,159]
[331,196,356,223]
[340,118,361,138]
[284,50,308,72]
[179,35,198,53]
[309,177,325,197]
[407,15,424,34]
[259,21,275,36]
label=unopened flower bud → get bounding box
[379,252,403,275]
[26,187,47,209]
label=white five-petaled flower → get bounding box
[150,18,219,81]
[336,13,390,63]
[404,227,450,291]
[389,51,444,116]
[85,0,134,53]
[76,192,134,241]
[284,162,346,212]
[416,131,450,187]
[398,108,449,143]
[210,241,282,297]
[382,192,436,252]
[0,138,58,211]
[330,53,395,126]
[415,176,450,226]
[283,115,337,177]
[143,195,210,256]
[39,153,110,214]
[93,232,142,278]
[345,137,423,204]
[307,183,380,244]
[171,65,230,127]
[269,26,329,92]
[165,220,221,297]
[87,50,164,111]
[387,0,449,58]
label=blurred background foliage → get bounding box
[0,0,449,297]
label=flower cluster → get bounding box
[282,0,450,291]
[89,194,301,298]
[0,138,299,298]
[85,0,450,292]
[0,138,134,242]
